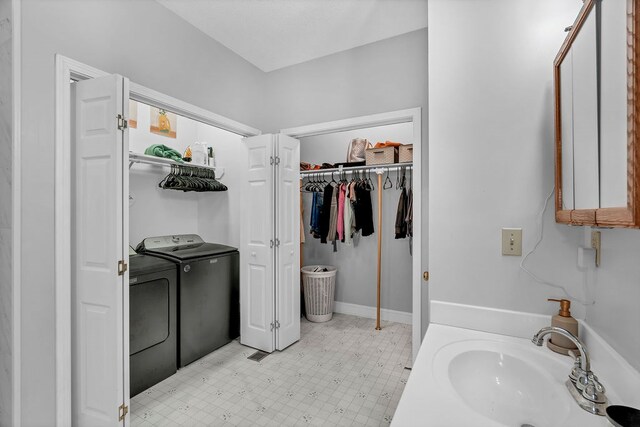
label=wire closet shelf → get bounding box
[128,152,225,178]
[299,162,412,176]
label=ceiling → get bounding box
[156,0,428,72]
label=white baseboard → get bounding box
[333,301,412,325]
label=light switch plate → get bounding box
[502,228,522,256]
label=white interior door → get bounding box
[275,134,300,350]
[240,134,276,352]
[72,74,129,426]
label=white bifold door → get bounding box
[240,134,300,353]
[72,74,130,426]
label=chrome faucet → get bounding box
[532,326,608,416]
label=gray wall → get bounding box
[428,0,640,372]
[264,27,429,331]
[585,229,640,372]
[19,0,266,423]
[428,0,587,315]
[0,0,12,425]
[428,0,639,373]
[300,124,414,313]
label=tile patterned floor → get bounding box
[131,313,412,426]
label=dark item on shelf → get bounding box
[333,161,366,168]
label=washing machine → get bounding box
[136,234,240,367]
[129,251,177,396]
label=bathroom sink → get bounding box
[446,349,570,426]
[394,324,620,427]
[429,339,605,427]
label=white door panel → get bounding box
[240,135,275,352]
[72,74,128,426]
[276,134,300,350]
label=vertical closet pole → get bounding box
[375,171,383,331]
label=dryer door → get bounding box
[130,278,170,355]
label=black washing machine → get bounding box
[129,252,177,396]
[136,234,239,367]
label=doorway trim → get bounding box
[54,55,261,426]
[281,107,423,362]
[11,0,22,424]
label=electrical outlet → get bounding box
[502,228,522,256]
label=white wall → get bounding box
[129,105,245,250]
[585,228,640,372]
[19,0,265,423]
[0,0,11,424]
[300,124,414,313]
[264,28,429,332]
[195,123,245,250]
[428,0,640,373]
[428,0,589,317]
[129,102,205,247]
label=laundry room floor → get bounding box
[130,313,412,426]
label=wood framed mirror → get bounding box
[554,0,640,227]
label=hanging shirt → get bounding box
[395,188,407,239]
[319,185,333,243]
[300,202,305,244]
[349,181,358,234]
[344,183,355,245]
[406,189,413,237]
[354,182,375,237]
[310,192,324,238]
[337,184,346,241]
[327,184,339,243]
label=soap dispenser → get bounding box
[547,298,579,355]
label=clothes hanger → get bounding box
[383,168,393,190]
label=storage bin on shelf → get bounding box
[399,144,413,163]
[301,265,337,323]
[365,146,399,165]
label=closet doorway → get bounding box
[55,55,262,426]
[282,108,423,361]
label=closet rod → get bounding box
[299,163,412,176]
[128,152,225,178]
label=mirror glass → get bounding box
[560,49,575,210]
[599,0,629,208]
[560,0,600,209]
[572,8,600,210]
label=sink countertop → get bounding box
[392,324,617,427]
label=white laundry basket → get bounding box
[301,265,337,323]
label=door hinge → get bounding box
[118,403,129,421]
[118,260,128,276]
[117,114,128,131]
[275,320,281,329]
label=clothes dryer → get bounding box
[137,234,240,367]
[129,253,177,396]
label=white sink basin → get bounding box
[418,334,608,427]
[446,348,570,426]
